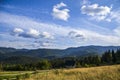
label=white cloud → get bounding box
[52,2,70,21]
[13,28,24,34]
[12,28,40,39]
[12,28,54,39]
[11,28,24,36]
[109,10,120,23]
[41,42,51,47]
[0,12,70,36]
[0,12,120,49]
[110,10,120,37]
[81,0,90,5]
[68,31,85,41]
[81,4,112,21]
[41,32,54,39]
[26,28,40,38]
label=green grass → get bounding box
[0,71,33,80]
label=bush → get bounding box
[24,73,31,78]
[84,64,90,67]
[53,69,60,75]
[16,75,22,80]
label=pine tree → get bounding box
[107,50,112,63]
[0,63,3,71]
[102,50,112,64]
[112,50,116,63]
[94,55,101,65]
[116,49,120,63]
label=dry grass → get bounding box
[25,65,120,80]
[0,65,120,80]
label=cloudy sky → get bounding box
[0,0,120,49]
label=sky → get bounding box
[0,0,120,49]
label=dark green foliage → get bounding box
[1,46,120,64]
[101,49,120,64]
[0,63,3,71]
[51,59,65,68]
[93,55,101,65]
[16,75,22,80]
[1,49,120,71]
[101,50,112,64]
[64,60,76,68]
[116,49,120,63]
[112,50,116,63]
[24,73,31,78]
[36,60,51,70]
[75,61,81,68]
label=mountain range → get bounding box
[0,46,120,64]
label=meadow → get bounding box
[0,65,120,80]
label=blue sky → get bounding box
[0,0,120,49]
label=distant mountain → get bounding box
[0,46,120,64]
[64,46,120,56]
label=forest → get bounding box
[0,49,120,71]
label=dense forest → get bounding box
[0,49,120,71]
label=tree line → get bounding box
[0,49,120,71]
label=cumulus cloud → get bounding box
[52,2,70,21]
[13,28,24,33]
[41,32,54,39]
[1,12,120,49]
[81,4,112,21]
[12,28,54,39]
[12,28,24,35]
[19,28,40,39]
[68,31,85,40]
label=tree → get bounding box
[116,49,120,63]
[37,60,51,70]
[112,50,116,63]
[65,60,76,68]
[0,63,3,71]
[51,59,65,68]
[102,50,112,64]
[94,55,101,65]
[75,61,81,68]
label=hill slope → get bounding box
[0,46,120,64]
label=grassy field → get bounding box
[0,71,33,80]
[0,65,120,80]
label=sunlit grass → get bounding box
[0,65,120,80]
[26,65,120,80]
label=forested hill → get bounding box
[0,46,120,62]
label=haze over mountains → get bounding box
[0,45,120,64]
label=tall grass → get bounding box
[26,65,120,80]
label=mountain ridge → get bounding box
[0,45,120,64]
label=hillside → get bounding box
[0,46,120,64]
